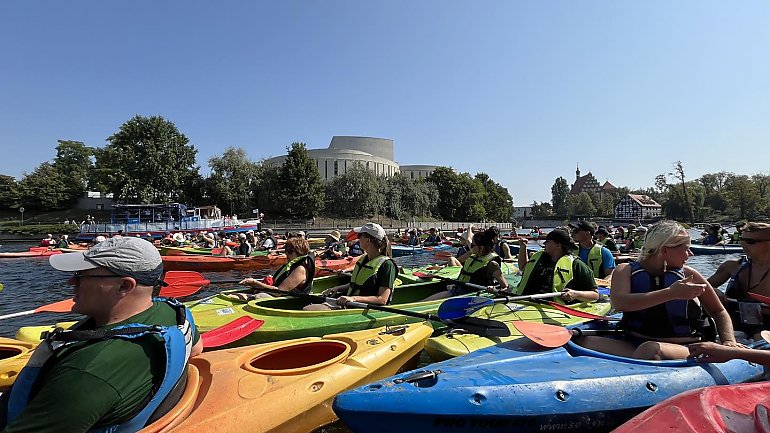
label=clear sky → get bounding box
[2,1,769,206]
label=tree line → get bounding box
[528,160,770,222]
[0,115,514,222]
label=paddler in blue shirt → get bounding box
[569,221,616,279]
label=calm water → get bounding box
[0,240,742,432]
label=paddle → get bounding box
[251,286,511,337]
[437,293,561,320]
[200,317,265,348]
[0,299,76,320]
[411,272,491,292]
[511,321,621,348]
[748,292,770,305]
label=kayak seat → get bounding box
[754,397,770,433]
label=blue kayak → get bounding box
[333,322,768,433]
[391,243,451,257]
[689,244,743,255]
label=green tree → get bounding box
[255,162,283,215]
[18,163,70,210]
[551,177,569,216]
[325,163,384,218]
[573,192,597,216]
[673,161,695,222]
[206,147,259,216]
[278,143,325,218]
[93,115,200,203]
[52,140,93,204]
[530,201,553,218]
[383,174,432,220]
[0,175,19,210]
[475,173,513,222]
[725,174,761,219]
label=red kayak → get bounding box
[0,249,64,259]
[162,254,356,274]
[613,381,770,433]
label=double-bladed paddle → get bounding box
[511,321,622,348]
[249,286,511,337]
[200,317,265,348]
[0,299,76,320]
[411,271,492,292]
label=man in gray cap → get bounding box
[1,237,201,432]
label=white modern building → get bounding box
[265,136,438,181]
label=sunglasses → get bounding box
[742,238,770,245]
[72,271,123,284]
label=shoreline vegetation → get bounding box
[2,116,768,231]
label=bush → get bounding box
[0,223,80,236]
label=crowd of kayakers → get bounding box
[5,216,770,432]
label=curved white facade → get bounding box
[265,136,401,181]
[400,164,439,180]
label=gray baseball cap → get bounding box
[354,222,386,241]
[49,237,164,286]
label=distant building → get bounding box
[76,191,114,211]
[513,206,532,219]
[400,164,439,180]
[570,165,617,200]
[615,194,662,220]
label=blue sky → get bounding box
[2,1,769,206]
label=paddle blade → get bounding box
[437,297,494,320]
[448,317,511,337]
[539,300,620,321]
[749,292,770,305]
[511,321,572,347]
[159,282,208,298]
[201,317,264,348]
[36,299,76,314]
[163,271,208,285]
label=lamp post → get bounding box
[19,207,25,226]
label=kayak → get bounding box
[391,244,451,257]
[0,249,64,258]
[0,337,37,389]
[689,244,744,255]
[333,321,768,433]
[14,273,362,344]
[138,323,433,432]
[612,381,770,433]
[161,254,356,272]
[423,297,613,361]
[623,379,770,432]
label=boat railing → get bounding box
[78,219,235,235]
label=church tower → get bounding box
[576,164,581,181]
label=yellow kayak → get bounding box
[140,322,433,432]
[0,337,37,389]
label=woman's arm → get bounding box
[686,266,738,345]
[610,263,706,312]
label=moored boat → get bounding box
[160,254,356,272]
[391,243,452,257]
[333,320,768,433]
[689,244,744,255]
[138,323,433,432]
[612,381,770,433]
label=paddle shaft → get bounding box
[0,309,38,320]
[413,273,491,291]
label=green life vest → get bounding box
[632,237,644,249]
[457,252,500,286]
[585,244,604,278]
[348,254,393,299]
[272,254,313,294]
[518,251,575,295]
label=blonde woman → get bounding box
[580,220,739,360]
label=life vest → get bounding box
[581,244,605,278]
[518,251,575,296]
[5,298,194,432]
[237,242,252,256]
[347,254,394,300]
[458,252,501,288]
[272,253,314,294]
[725,255,751,300]
[348,241,364,257]
[620,262,713,340]
[423,234,441,245]
[731,232,741,243]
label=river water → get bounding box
[0,240,742,432]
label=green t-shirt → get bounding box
[3,302,199,433]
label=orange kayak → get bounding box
[0,249,63,258]
[140,323,432,432]
[161,254,355,274]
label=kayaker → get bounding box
[422,228,444,246]
[423,230,509,301]
[405,229,419,246]
[235,233,253,256]
[448,226,511,266]
[320,230,346,260]
[708,222,770,339]
[40,234,55,247]
[234,237,315,300]
[701,224,723,245]
[196,231,216,248]
[55,234,70,249]
[570,221,616,278]
[259,229,278,251]
[730,222,745,243]
[0,237,202,432]
[305,223,395,310]
[579,220,739,360]
[515,228,600,303]
[595,227,619,253]
[628,225,647,250]
[347,229,365,257]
